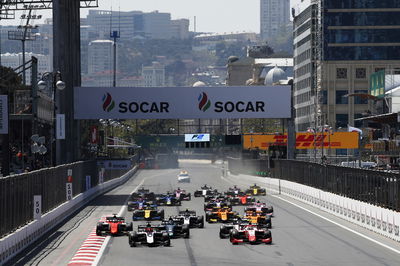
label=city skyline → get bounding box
[1,0,301,33]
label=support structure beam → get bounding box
[53,0,81,164]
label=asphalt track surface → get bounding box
[10,160,400,266]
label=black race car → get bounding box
[194,185,218,197]
[204,194,227,202]
[174,210,204,228]
[204,200,231,211]
[128,223,171,247]
[158,218,190,238]
[131,187,156,201]
[219,219,251,238]
[227,193,256,206]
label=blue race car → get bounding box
[155,192,181,206]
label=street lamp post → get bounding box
[37,71,65,166]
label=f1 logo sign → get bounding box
[191,134,204,140]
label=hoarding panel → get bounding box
[243,132,359,150]
[74,86,291,119]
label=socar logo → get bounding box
[102,92,115,112]
[198,92,211,112]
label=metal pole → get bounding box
[22,40,26,85]
[22,9,32,86]
[53,0,81,164]
[113,39,116,87]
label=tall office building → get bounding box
[260,0,290,40]
[142,62,165,87]
[293,0,400,132]
[88,40,114,75]
[85,10,189,40]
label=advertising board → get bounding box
[243,132,359,150]
[74,86,291,119]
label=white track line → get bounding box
[272,195,400,255]
[92,178,145,266]
[222,172,400,255]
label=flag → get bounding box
[348,125,362,134]
[307,127,315,133]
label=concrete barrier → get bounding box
[264,176,400,242]
[0,166,138,265]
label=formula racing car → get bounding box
[158,217,190,238]
[132,205,165,221]
[245,184,266,196]
[128,223,170,247]
[174,209,204,228]
[96,215,133,236]
[229,224,272,245]
[205,207,240,223]
[155,192,181,206]
[194,185,218,197]
[174,188,191,201]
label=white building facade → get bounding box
[260,0,290,41]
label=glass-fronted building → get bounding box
[293,0,400,134]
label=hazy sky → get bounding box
[2,0,301,33]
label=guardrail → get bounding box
[271,160,400,212]
[0,165,138,265]
[0,158,135,238]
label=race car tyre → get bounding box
[194,191,201,197]
[96,224,102,236]
[197,216,204,228]
[128,232,137,247]
[117,223,123,233]
[188,194,191,201]
[205,213,210,222]
[158,210,165,220]
[127,206,132,212]
[127,222,133,231]
[177,200,182,206]
[182,225,190,238]
[230,229,239,245]
[162,233,170,246]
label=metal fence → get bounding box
[271,160,400,212]
[0,159,134,238]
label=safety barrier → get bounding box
[271,160,400,212]
[0,165,138,265]
[264,177,400,242]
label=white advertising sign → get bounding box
[56,114,65,139]
[185,134,210,142]
[74,86,291,119]
[0,95,9,134]
[33,195,42,220]
[66,183,73,201]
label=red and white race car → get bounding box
[229,224,272,245]
[244,202,274,217]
